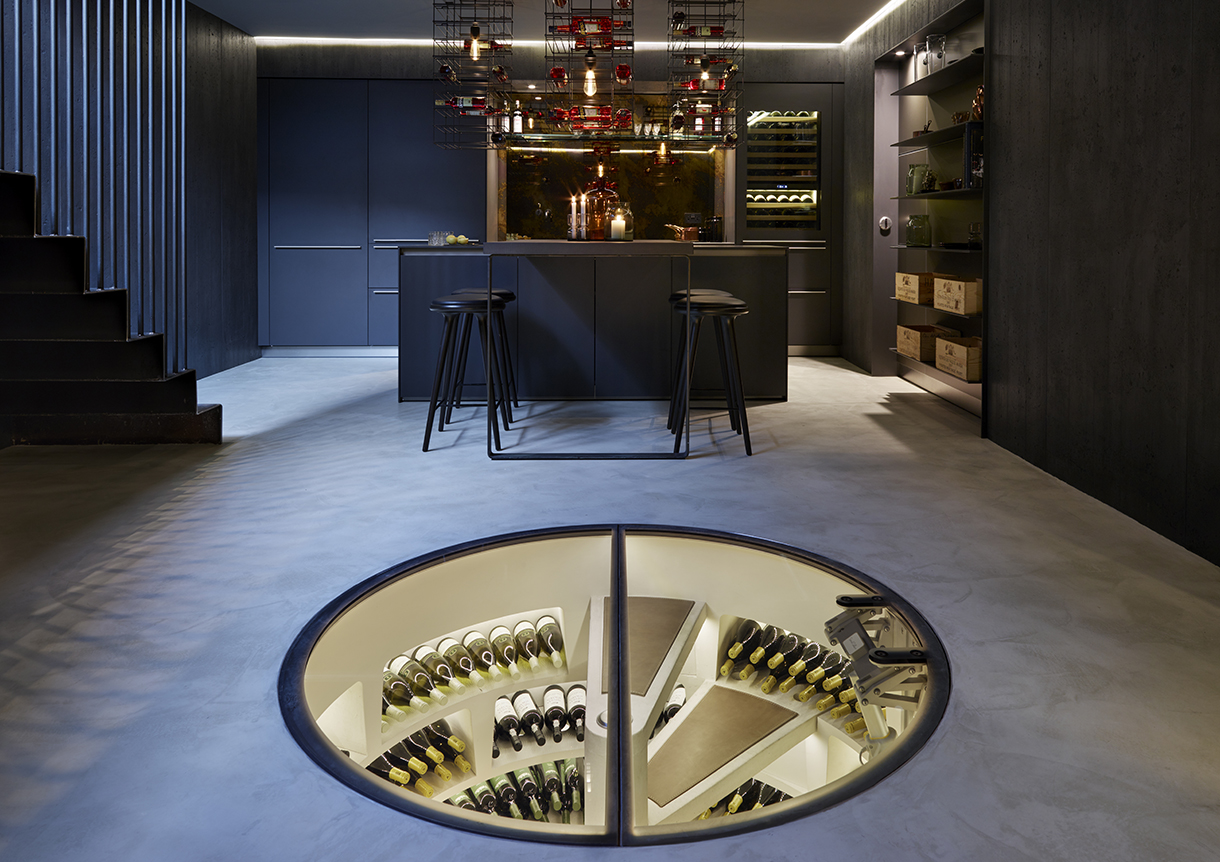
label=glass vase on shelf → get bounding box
[905,214,931,247]
[907,163,929,196]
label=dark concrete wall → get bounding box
[986,0,1220,564]
[186,3,260,378]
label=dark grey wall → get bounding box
[986,0,1220,565]
[186,3,259,378]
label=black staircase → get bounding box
[0,170,221,447]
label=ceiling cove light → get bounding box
[844,0,913,44]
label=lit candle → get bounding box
[570,196,578,240]
[580,194,587,240]
[610,212,626,240]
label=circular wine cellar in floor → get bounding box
[278,525,950,845]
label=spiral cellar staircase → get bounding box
[0,170,221,448]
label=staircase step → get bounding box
[0,370,199,414]
[0,236,89,292]
[0,334,166,380]
[0,289,129,340]
[7,403,222,446]
[0,171,38,236]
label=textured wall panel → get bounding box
[185,2,258,378]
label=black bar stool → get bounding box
[665,288,738,432]
[422,293,512,452]
[451,288,518,412]
[668,294,752,456]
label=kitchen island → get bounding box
[397,241,787,402]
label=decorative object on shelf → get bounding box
[971,84,985,120]
[906,163,929,196]
[905,214,931,247]
[924,34,947,74]
[951,111,971,124]
[921,169,939,194]
[968,222,983,247]
[434,0,514,149]
[667,0,743,146]
[545,0,635,139]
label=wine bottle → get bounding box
[387,656,448,705]
[513,620,542,673]
[784,641,826,680]
[725,618,762,660]
[839,687,859,706]
[491,726,502,759]
[561,758,583,813]
[697,788,737,820]
[828,702,855,720]
[463,630,505,681]
[383,745,429,777]
[662,684,686,722]
[439,637,486,689]
[367,754,434,797]
[754,783,783,810]
[748,625,785,665]
[797,672,847,703]
[843,716,868,734]
[447,789,477,810]
[767,633,808,670]
[412,644,468,694]
[423,723,471,773]
[729,778,763,814]
[469,779,497,813]
[805,652,847,685]
[539,759,564,811]
[494,696,524,751]
[731,658,758,681]
[513,689,547,746]
[512,767,547,821]
[381,694,409,724]
[535,615,565,667]
[382,669,430,712]
[490,625,524,679]
[566,684,587,742]
[489,773,523,819]
[543,684,567,742]
[759,670,784,695]
[402,730,445,765]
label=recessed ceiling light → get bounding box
[527,84,536,89]
[895,49,907,56]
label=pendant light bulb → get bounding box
[597,158,605,178]
[469,22,481,61]
[700,54,711,81]
[584,50,597,97]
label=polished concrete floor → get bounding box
[1,357,1217,861]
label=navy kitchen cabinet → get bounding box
[267,79,369,345]
[368,81,487,288]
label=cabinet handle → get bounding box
[373,246,400,250]
[372,290,399,295]
[372,238,426,243]
[273,245,362,250]
[790,290,828,295]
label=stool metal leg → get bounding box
[725,315,752,455]
[423,313,458,452]
[489,311,514,425]
[672,315,705,453]
[667,311,689,432]
[494,310,519,408]
[478,314,503,451]
[711,315,740,433]
[448,313,474,420]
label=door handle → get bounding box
[372,290,399,295]
[273,245,362,250]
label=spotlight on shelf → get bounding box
[469,21,481,60]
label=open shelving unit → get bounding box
[280,526,949,845]
[884,0,986,421]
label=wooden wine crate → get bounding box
[933,276,983,315]
[896,324,960,362]
[894,271,937,304]
[935,336,983,382]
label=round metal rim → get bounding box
[278,524,951,846]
